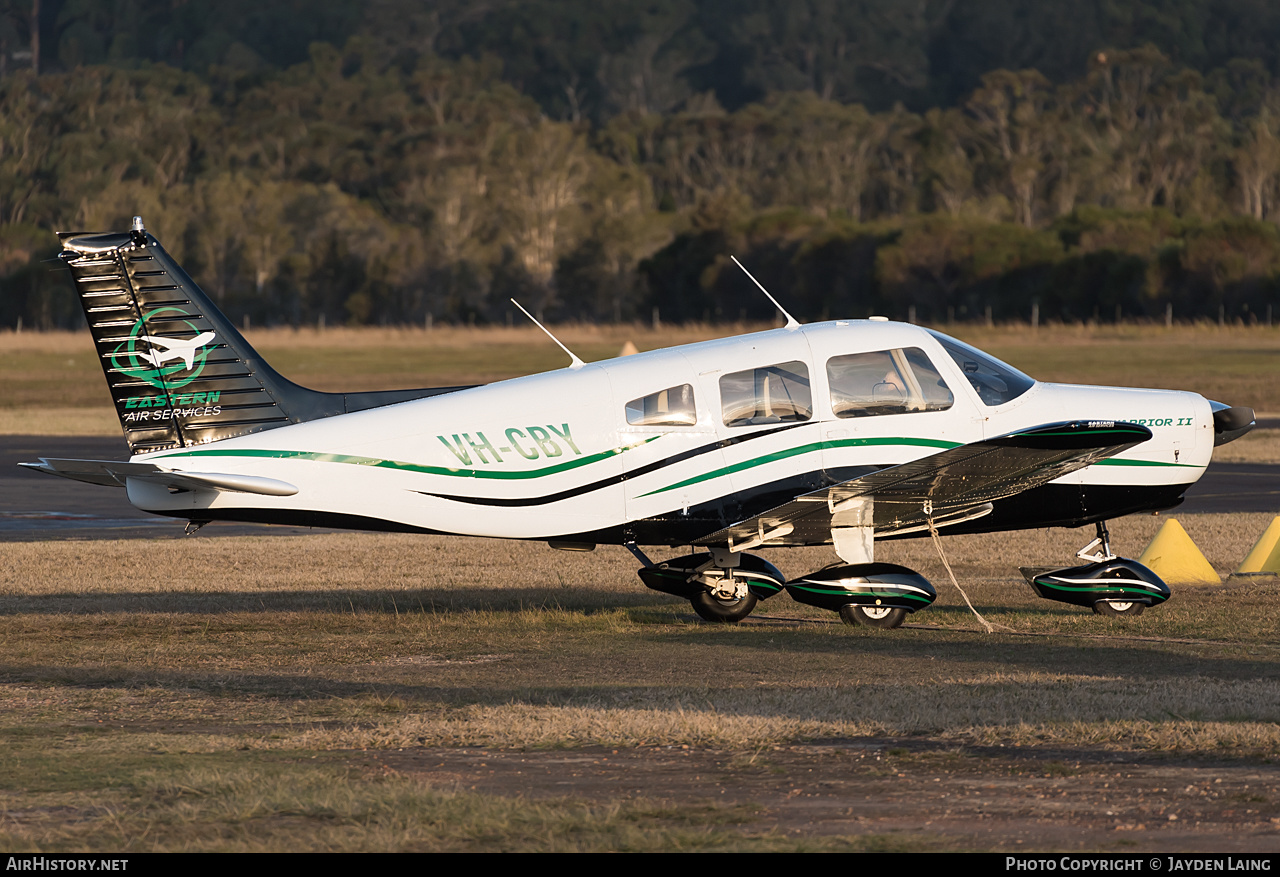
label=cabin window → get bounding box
[720,361,812,427]
[625,384,697,426]
[927,330,1034,406]
[826,347,954,418]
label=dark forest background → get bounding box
[6,0,1280,328]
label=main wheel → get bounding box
[1092,600,1144,617]
[691,590,758,623]
[838,604,908,629]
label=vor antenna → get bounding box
[731,256,800,330]
[510,299,585,369]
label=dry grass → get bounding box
[958,322,1280,414]
[0,759,820,853]
[0,406,118,435]
[3,321,1279,415]
[1210,428,1280,463]
[4,320,1280,849]
[0,323,747,409]
[2,515,1278,749]
[2,515,1279,850]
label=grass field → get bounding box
[2,322,1279,850]
[1,321,1279,433]
[2,516,1279,851]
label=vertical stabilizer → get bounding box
[58,219,466,456]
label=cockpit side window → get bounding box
[826,347,954,418]
[720,361,812,427]
[625,384,697,426]
[926,330,1035,407]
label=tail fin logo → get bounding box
[110,308,217,389]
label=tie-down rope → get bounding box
[926,516,995,634]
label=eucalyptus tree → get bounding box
[1235,111,1280,220]
[1071,46,1227,213]
[965,69,1057,227]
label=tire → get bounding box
[1092,600,1145,617]
[691,590,758,623]
[839,604,908,629]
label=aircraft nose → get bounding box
[1210,401,1255,446]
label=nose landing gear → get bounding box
[1023,521,1170,615]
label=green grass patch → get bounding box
[2,752,884,852]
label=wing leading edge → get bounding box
[693,421,1152,552]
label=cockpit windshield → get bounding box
[926,330,1035,407]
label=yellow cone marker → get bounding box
[1137,518,1220,585]
[619,340,638,356]
[1232,516,1280,576]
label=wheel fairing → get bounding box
[785,562,936,613]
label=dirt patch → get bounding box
[365,740,1280,851]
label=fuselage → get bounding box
[125,320,1215,545]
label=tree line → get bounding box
[4,38,1280,328]
[10,1,1280,121]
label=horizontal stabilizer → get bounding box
[20,458,298,496]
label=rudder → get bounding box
[59,217,466,456]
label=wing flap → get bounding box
[695,421,1151,548]
[20,458,298,496]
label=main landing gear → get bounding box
[636,550,782,623]
[1022,521,1170,616]
[634,546,936,628]
[634,519,1170,627]
[787,562,935,629]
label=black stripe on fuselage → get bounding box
[553,478,1193,546]
[411,422,807,508]
[155,476,1191,549]
[147,507,452,534]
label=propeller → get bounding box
[1210,401,1256,446]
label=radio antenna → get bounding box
[731,256,800,329]
[510,299,584,369]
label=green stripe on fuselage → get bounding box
[637,436,957,498]
[146,431,1197,497]
[1091,458,1202,468]
[148,435,659,480]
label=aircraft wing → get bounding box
[693,421,1152,551]
[20,458,298,497]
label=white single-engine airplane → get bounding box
[24,218,1256,627]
